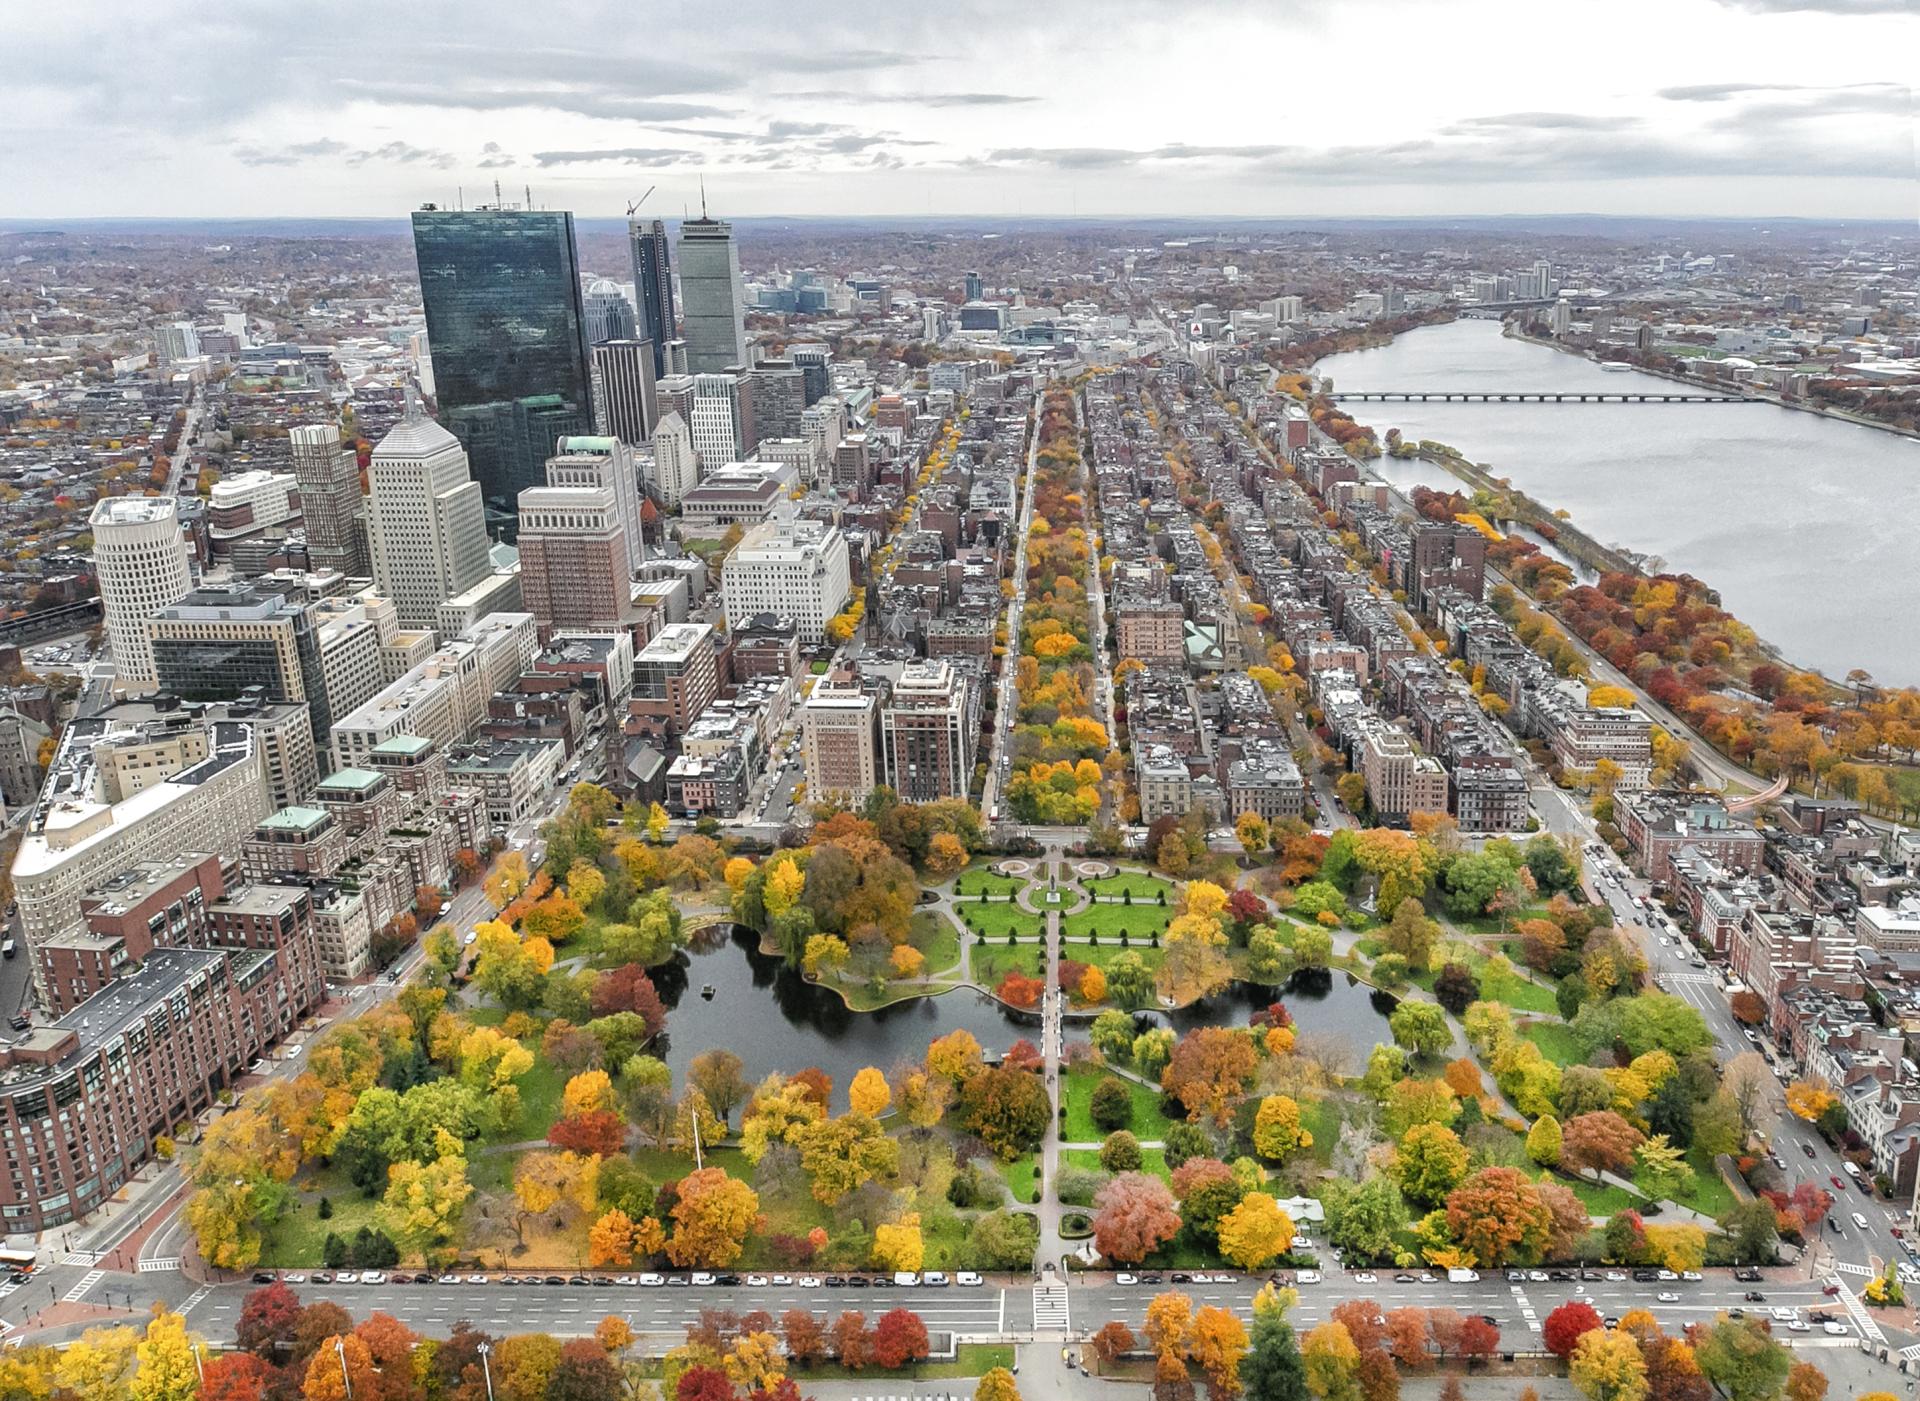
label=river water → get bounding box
[1316,320,1920,686]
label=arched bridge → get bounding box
[1330,390,1751,404]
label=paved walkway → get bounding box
[1035,847,1070,1278]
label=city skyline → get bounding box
[4,0,1914,221]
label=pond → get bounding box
[648,932,1399,1109]
[1155,969,1399,1072]
[650,925,1026,1109]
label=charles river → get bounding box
[1316,319,1920,688]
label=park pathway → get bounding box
[1035,844,1070,1284]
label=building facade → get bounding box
[411,206,593,505]
[91,497,193,693]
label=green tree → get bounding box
[1389,1001,1450,1059]
[1693,1316,1791,1401]
[1393,1123,1470,1206]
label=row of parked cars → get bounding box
[255,1270,985,1289]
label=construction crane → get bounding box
[625,186,657,218]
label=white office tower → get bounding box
[548,436,646,575]
[689,373,746,466]
[366,397,493,630]
[650,412,699,508]
[722,513,850,643]
[90,497,194,693]
[288,423,372,577]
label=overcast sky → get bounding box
[5,0,1914,221]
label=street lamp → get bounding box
[477,1343,495,1401]
[192,1344,206,1385]
[335,1338,352,1400]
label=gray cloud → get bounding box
[234,137,458,169]
[346,141,456,169]
[1449,112,1638,131]
[1660,80,1907,103]
[985,106,1911,184]
[530,148,701,167]
[334,81,733,123]
[778,89,1038,107]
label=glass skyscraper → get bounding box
[411,206,593,507]
[627,216,677,381]
[676,214,748,375]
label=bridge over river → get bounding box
[1331,389,1752,404]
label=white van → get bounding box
[1853,1213,1871,1230]
[1843,1162,1864,1180]
[1447,1268,1480,1283]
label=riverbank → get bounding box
[1314,318,1920,690]
[1506,323,1920,442]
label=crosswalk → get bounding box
[0,1279,24,1302]
[1511,1283,1542,1332]
[1830,1260,1873,1277]
[60,1251,100,1268]
[62,1269,105,1302]
[1831,1277,1887,1346]
[177,1287,212,1318]
[1031,1283,1070,1332]
[136,1257,182,1273]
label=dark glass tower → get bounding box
[411,206,593,507]
[628,217,676,381]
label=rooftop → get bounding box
[258,805,329,833]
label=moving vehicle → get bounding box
[1853,1212,1871,1230]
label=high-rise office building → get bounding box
[410,205,593,507]
[148,582,335,773]
[91,497,194,692]
[677,213,748,374]
[584,279,637,345]
[366,399,494,630]
[514,484,639,635]
[650,412,699,507]
[690,373,752,466]
[789,344,832,406]
[591,338,658,445]
[547,436,645,577]
[288,423,371,577]
[748,359,805,442]
[963,271,983,302]
[627,217,677,382]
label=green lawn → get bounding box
[1299,1095,1345,1168]
[1479,965,1559,1015]
[953,866,1027,898]
[1522,1020,1589,1068]
[1557,1173,1644,1218]
[1085,870,1175,902]
[502,1054,568,1143]
[257,1166,384,1266]
[999,1155,1038,1202]
[1064,1146,1169,1182]
[1057,939,1164,976]
[1674,1148,1738,1217]
[910,910,962,974]
[955,903,1045,939]
[1061,905,1172,940]
[970,941,1045,986]
[1063,1066,1171,1143]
